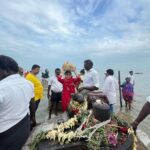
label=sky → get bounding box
[0,0,150,72]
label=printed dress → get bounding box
[122,83,134,103]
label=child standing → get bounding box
[47,68,62,119]
[58,70,81,112]
[121,77,134,110]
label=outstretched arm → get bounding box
[132,101,150,132]
[57,76,64,84]
[78,86,98,92]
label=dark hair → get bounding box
[80,69,85,74]
[84,59,93,67]
[106,69,114,75]
[55,68,61,72]
[0,55,19,73]
[32,64,40,70]
[126,77,131,80]
[65,70,71,75]
[129,71,133,73]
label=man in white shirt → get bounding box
[0,55,34,150]
[47,68,62,119]
[132,96,150,133]
[79,59,100,92]
[103,69,118,113]
[128,71,135,86]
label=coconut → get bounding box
[62,62,76,72]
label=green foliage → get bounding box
[77,110,88,123]
[30,114,130,150]
[87,127,109,150]
[30,132,47,150]
[112,115,130,127]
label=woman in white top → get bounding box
[0,55,34,150]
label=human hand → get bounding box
[72,67,77,73]
[78,87,84,92]
[131,121,138,134]
[47,93,50,99]
[30,119,37,130]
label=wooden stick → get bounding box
[118,71,123,107]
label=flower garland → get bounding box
[128,128,137,150]
[69,100,87,115]
[31,105,137,150]
[46,115,84,145]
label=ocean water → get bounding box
[99,70,150,98]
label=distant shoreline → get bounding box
[135,72,143,74]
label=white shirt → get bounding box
[128,74,135,85]
[83,68,100,88]
[146,96,150,103]
[48,76,62,93]
[78,75,84,88]
[103,76,118,104]
[0,74,34,133]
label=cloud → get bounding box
[86,34,150,56]
[0,0,150,68]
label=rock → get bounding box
[92,102,110,122]
[71,93,85,103]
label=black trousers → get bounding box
[0,114,30,150]
[51,91,62,103]
[35,99,40,112]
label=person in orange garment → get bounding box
[58,70,81,112]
